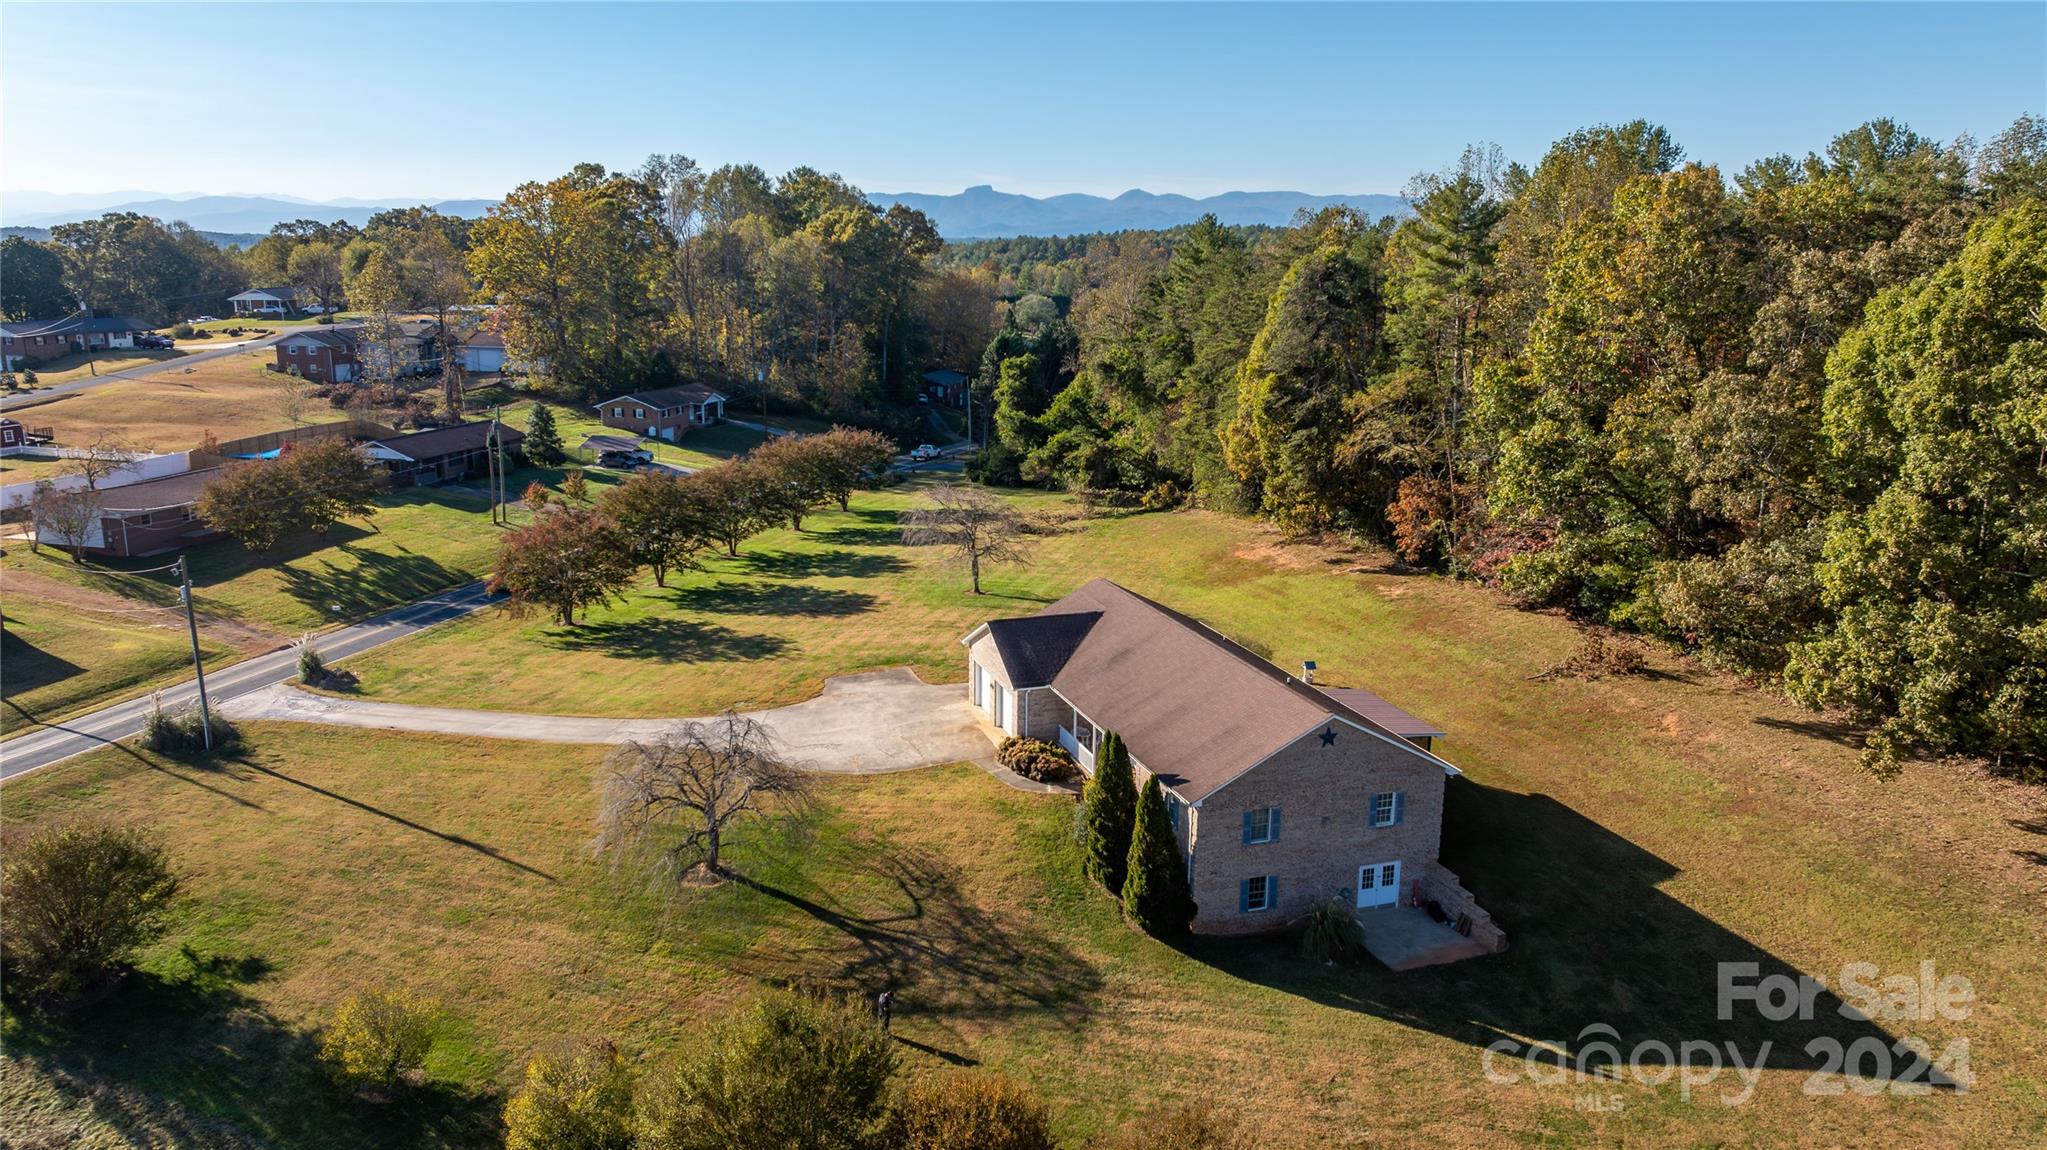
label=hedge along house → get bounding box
[961,578,1504,966]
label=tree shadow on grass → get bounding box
[0,624,83,696]
[274,544,469,621]
[2,961,498,1150]
[544,617,792,663]
[1183,778,1932,1085]
[665,580,877,617]
[1752,714,1870,749]
[700,822,1100,1030]
[813,525,906,548]
[736,548,906,579]
[229,753,557,881]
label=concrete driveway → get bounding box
[221,668,1045,786]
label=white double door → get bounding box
[1356,860,1402,908]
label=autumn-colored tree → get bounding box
[600,469,708,586]
[488,507,638,626]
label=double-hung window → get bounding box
[1370,791,1406,828]
[1242,806,1280,844]
[1241,875,1276,913]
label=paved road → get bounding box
[0,581,501,780]
[0,325,349,411]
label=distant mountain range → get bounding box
[0,193,497,236]
[868,185,1410,238]
[2,186,1412,243]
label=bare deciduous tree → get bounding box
[28,480,103,559]
[900,483,1033,594]
[274,369,312,427]
[64,432,138,490]
[597,714,810,880]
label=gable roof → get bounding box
[1318,688,1446,739]
[279,329,360,353]
[967,579,1452,801]
[1,313,156,338]
[363,421,524,462]
[230,287,298,301]
[593,384,725,410]
[923,369,968,387]
[97,467,226,512]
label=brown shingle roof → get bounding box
[1317,688,1446,739]
[364,421,524,461]
[977,579,1450,801]
[593,384,725,410]
[97,467,226,511]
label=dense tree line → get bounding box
[991,115,2047,777]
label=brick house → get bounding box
[273,329,361,382]
[0,419,24,451]
[1,313,156,370]
[921,368,969,408]
[593,385,727,442]
[31,467,227,558]
[962,579,1503,964]
[361,422,524,486]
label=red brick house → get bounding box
[273,329,361,382]
[593,385,727,442]
[30,467,228,558]
[0,419,24,451]
[962,579,1503,965]
[361,422,525,486]
[922,368,969,408]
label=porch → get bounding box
[1355,905,1492,971]
[1053,698,1099,771]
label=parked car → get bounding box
[190,315,218,324]
[910,443,940,461]
[134,334,174,349]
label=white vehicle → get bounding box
[191,315,218,323]
[910,443,940,461]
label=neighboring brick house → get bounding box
[32,467,228,557]
[961,578,1503,962]
[921,368,969,408]
[361,422,524,486]
[593,385,727,442]
[1,313,156,370]
[273,329,361,382]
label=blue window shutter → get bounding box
[1238,880,1250,913]
[1242,811,1253,844]
[1270,807,1282,841]
[1393,791,1406,825]
[1268,875,1278,908]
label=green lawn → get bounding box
[342,482,1071,715]
[13,348,191,385]
[505,402,768,472]
[0,594,233,733]
[2,705,2039,1147]
[4,493,2042,1146]
[0,470,584,735]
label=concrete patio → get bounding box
[1357,905,1493,971]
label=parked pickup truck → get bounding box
[909,444,941,462]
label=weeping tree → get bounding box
[598,713,812,881]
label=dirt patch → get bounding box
[2,566,286,655]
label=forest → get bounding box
[978,115,2046,780]
[3,115,2040,778]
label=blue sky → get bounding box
[4,3,2041,201]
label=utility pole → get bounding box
[177,556,214,751]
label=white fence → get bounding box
[0,451,196,511]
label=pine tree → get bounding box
[526,402,566,467]
[1081,731,1136,894]
[1123,775,1197,935]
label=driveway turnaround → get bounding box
[0,582,501,780]
[220,667,1032,783]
